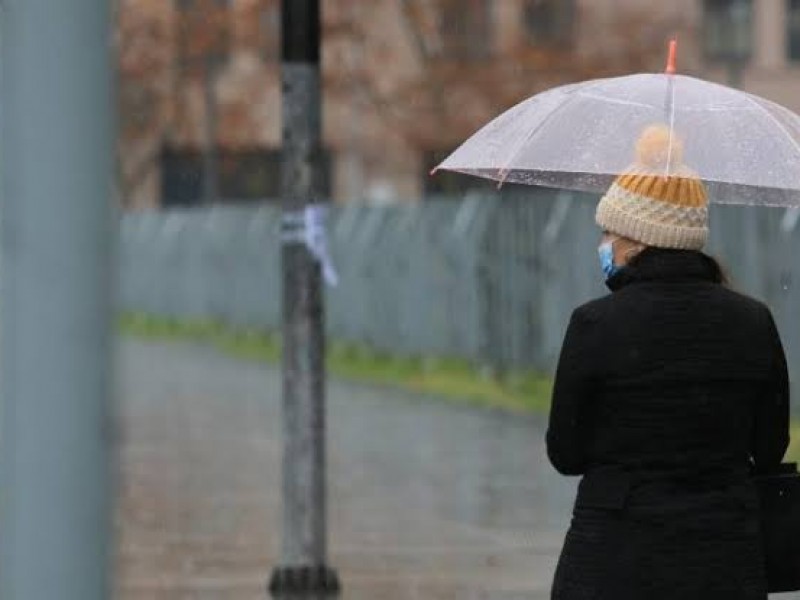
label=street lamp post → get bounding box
[269,0,339,597]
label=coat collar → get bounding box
[606,248,724,292]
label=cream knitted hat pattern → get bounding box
[595,124,708,250]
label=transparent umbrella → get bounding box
[433,42,800,207]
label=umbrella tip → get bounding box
[429,167,439,176]
[665,38,677,75]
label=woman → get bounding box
[547,125,790,599]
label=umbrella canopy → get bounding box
[434,67,800,207]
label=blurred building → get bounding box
[117,0,800,210]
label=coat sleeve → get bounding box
[546,307,599,476]
[752,307,790,472]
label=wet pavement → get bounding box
[113,338,574,599]
[113,338,800,600]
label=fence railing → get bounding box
[120,192,800,398]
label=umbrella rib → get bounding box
[576,93,755,112]
[496,82,606,188]
[664,75,677,178]
[575,92,654,109]
[742,93,800,159]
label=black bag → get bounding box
[756,462,800,593]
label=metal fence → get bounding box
[120,192,800,390]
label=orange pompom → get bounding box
[635,124,683,168]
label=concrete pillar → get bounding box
[0,1,115,599]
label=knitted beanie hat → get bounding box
[595,124,708,250]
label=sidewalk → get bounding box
[113,338,574,599]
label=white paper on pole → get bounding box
[281,204,338,287]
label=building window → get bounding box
[523,0,575,46]
[439,0,493,61]
[161,146,332,206]
[703,0,752,63]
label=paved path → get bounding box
[114,338,574,599]
[114,338,800,600]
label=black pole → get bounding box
[269,0,339,596]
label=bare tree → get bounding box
[114,0,690,206]
[324,0,690,150]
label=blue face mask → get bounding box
[598,241,621,279]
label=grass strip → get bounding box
[118,313,553,414]
[119,312,800,462]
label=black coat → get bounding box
[547,249,790,600]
